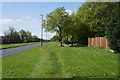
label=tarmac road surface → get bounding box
[0,43,43,57]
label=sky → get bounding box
[0,2,84,40]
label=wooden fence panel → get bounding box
[88,37,109,49]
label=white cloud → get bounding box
[33,19,37,22]
[0,18,23,24]
[22,16,31,19]
[0,19,15,24]
[65,10,73,15]
[16,19,22,22]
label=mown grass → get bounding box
[0,42,39,49]
[2,42,119,78]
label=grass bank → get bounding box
[0,42,40,49]
[2,42,118,78]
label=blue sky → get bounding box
[1,2,84,39]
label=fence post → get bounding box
[92,38,93,46]
[96,37,97,46]
[100,37,102,46]
[106,38,108,49]
[88,37,109,49]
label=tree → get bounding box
[43,7,68,46]
[19,30,33,43]
[61,12,74,45]
[26,31,33,42]
[105,2,120,53]
[19,30,28,43]
[65,13,76,46]
[32,35,40,42]
[76,2,107,37]
[2,27,40,44]
[75,20,91,45]
[4,27,21,43]
[76,2,120,52]
[65,13,91,46]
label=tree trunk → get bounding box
[67,35,68,45]
[59,27,63,46]
[59,32,63,46]
[71,36,73,47]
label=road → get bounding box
[0,43,42,57]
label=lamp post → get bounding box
[46,31,47,42]
[46,20,47,42]
[41,14,43,46]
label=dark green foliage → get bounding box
[43,7,69,46]
[104,2,120,52]
[44,2,120,51]
[19,30,33,43]
[3,27,21,43]
[44,8,91,46]
[76,2,107,37]
[76,2,120,52]
[75,22,91,45]
[1,27,42,44]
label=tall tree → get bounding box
[62,12,90,46]
[43,7,68,46]
[76,2,107,37]
[26,31,33,42]
[4,27,21,43]
[19,30,28,43]
[105,2,120,52]
[76,2,120,52]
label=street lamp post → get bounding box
[41,14,43,46]
[46,32,47,42]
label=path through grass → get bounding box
[2,42,118,78]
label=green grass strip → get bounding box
[2,42,119,78]
[0,42,40,49]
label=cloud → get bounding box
[0,18,23,24]
[33,19,37,22]
[22,16,31,19]
[0,19,15,24]
[16,19,22,22]
[65,10,73,15]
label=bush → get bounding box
[106,25,120,53]
[105,2,120,53]
[106,15,120,53]
[2,27,41,44]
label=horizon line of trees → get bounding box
[0,27,48,44]
[43,2,120,53]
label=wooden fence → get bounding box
[88,37,109,49]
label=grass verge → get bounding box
[2,42,118,78]
[0,42,40,49]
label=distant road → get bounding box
[0,43,43,57]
